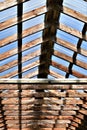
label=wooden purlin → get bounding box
[0,23,45,47]
[51,61,87,78]
[65,22,87,78]
[0,3,87,31]
[1,60,45,78]
[0,80,87,130]
[0,0,26,11]
[0,0,87,25]
[56,37,87,57]
[53,50,87,69]
[1,22,87,47]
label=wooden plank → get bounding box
[79,110,87,115]
[0,84,87,90]
[0,6,47,31]
[23,69,39,78]
[1,21,86,48]
[6,119,55,124]
[54,50,87,69]
[1,98,63,105]
[68,126,76,130]
[0,0,26,11]
[63,6,87,23]
[52,61,87,78]
[71,122,79,127]
[59,116,73,120]
[7,129,66,130]
[67,90,87,97]
[0,23,45,47]
[50,70,64,78]
[65,98,83,105]
[0,49,41,72]
[56,37,87,57]
[0,91,66,98]
[0,0,87,23]
[58,23,87,41]
[0,79,87,84]
[1,97,84,105]
[0,105,62,111]
[0,110,76,116]
[1,60,44,78]
[72,118,81,124]
[1,4,87,31]
[1,105,80,111]
[0,115,57,120]
[0,37,45,61]
[1,90,87,98]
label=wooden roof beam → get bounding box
[53,50,87,70]
[0,6,47,31]
[65,22,87,78]
[0,79,87,84]
[57,23,87,41]
[17,1,23,79]
[51,61,87,78]
[0,23,45,47]
[0,21,87,48]
[1,60,45,78]
[0,37,47,61]
[1,5,86,33]
[0,0,26,11]
[56,37,87,57]
[38,0,63,78]
[0,50,41,73]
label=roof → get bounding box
[0,0,87,79]
[0,0,87,130]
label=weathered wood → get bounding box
[0,0,26,11]
[0,91,66,98]
[0,49,41,72]
[1,60,45,78]
[0,110,76,116]
[0,6,47,31]
[0,37,45,61]
[52,61,87,78]
[56,37,87,57]
[63,6,87,23]
[72,118,81,124]
[0,5,86,30]
[1,98,63,105]
[1,105,80,112]
[7,128,66,130]
[0,23,45,47]
[58,23,87,41]
[1,22,86,48]
[50,70,64,78]
[0,90,87,98]
[54,50,87,69]
[0,84,87,90]
[0,79,87,84]
[1,98,84,105]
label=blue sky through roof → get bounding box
[0,0,87,78]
